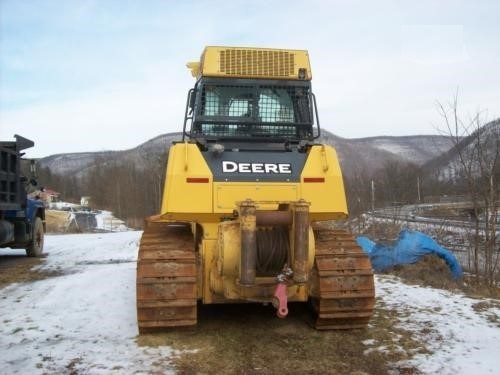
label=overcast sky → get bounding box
[1,0,499,158]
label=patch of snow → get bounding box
[371,141,412,157]
[95,210,129,232]
[0,231,176,374]
[376,275,500,374]
[362,338,377,345]
[48,201,78,210]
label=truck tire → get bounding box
[26,217,44,257]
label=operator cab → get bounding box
[182,47,320,149]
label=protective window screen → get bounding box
[197,123,299,137]
[196,83,312,138]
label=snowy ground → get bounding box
[1,231,499,374]
[374,276,500,374]
[0,232,176,374]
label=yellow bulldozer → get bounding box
[136,46,375,332]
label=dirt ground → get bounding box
[0,218,470,375]
[5,250,488,374]
[137,257,458,375]
[1,250,425,375]
[137,301,424,375]
[0,254,62,288]
[1,249,478,374]
[0,211,68,288]
[45,210,71,233]
[144,256,499,375]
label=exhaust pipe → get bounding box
[293,200,309,284]
[239,199,257,286]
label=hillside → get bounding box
[38,130,453,178]
[422,119,500,177]
[38,133,181,179]
[353,135,454,165]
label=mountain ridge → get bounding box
[37,130,455,178]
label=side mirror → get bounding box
[29,160,38,186]
[189,90,196,112]
[30,160,37,175]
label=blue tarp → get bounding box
[356,229,462,280]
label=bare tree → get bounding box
[377,160,422,206]
[437,93,499,286]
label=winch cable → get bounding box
[256,227,289,274]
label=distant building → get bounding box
[43,189,60,203]
[29,188,60,206]
[81,196,91,207]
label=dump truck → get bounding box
[0,135,45,256]
[136,46,375,332]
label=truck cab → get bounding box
[0,135,45,256]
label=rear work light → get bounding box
[303,177,325,183]
[186,177,209,183]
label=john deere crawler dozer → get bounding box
[136,46,375,332]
